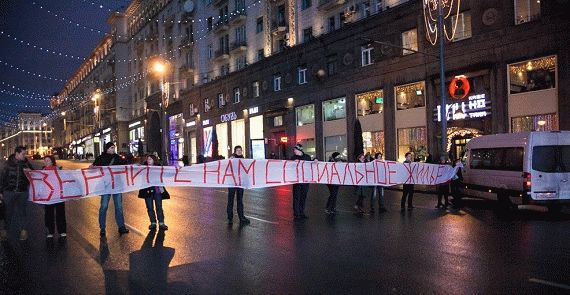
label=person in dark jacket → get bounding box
[372,152,387,213]
[451,158,464,210]
[354,153,373,214]
[92,142,129,236]
[43,155,67,239]
[325,152,343,214]
[227,146,250,225]
[291,144,312,220]
[435,156,451,209]
[401,152,415,211]
[138,154,169,231]
[0,146,33,240]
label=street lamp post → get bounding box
[423,0,461,158]
[152,60,170,164]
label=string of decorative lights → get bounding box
[0,81,54,99]
[0,30,86,61]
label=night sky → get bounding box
[0,0,129,126]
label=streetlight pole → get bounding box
[437,1,447,157]
[152,60,169,165]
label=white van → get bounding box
[461,131,570,212]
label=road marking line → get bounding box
[244,215,279,224]
[529,278,570,290]
[124,223,145,237]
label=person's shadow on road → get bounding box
[128,230,175,294]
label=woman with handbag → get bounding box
[43,155,67,239]
[138,154,169,230]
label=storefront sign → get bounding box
[435,94,491,122]
[102,128,111,134]
[248,106,259,115]
[202,119,210,126]
[186,120,196,127]
[220,112,238,122]
[26,160,458,204]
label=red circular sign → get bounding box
[449,76,470,99]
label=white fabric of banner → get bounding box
[25,159,458,204]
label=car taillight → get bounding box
[523,172,531,191]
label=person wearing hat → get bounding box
[92,142,129,236]
[290,143,312,220]
[325,152,343,214]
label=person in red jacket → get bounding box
[43,155,67,239]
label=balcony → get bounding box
[214,19,229,34]
[214,50,230,61]
[230,10,247,25]
[212,0,228,7]
[318,0,346,11]
[230,41,247,53]
[179,64,195,75]
[271,22,287,35]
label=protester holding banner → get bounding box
[92,142,129,236]
[291,144,312,220]
[373,152,387,213]
[325,152,343,215]
[435,156,451,210]
[227,146,250,225]
[43,155,67,239]
[354,153,373,214]
[0,146,33,240]
[451,159,464,210]
[138,155,169,231]
[401,152,415,211]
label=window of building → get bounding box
[328,16,336,33]
[511,113,559,132]
[277,5,286,26]
[274,115,283,127]
[204,98,210,112]
[356,89,384,116]
[235,0,245,11]
[514,0,540,25]
[257,49,264,61]
[324,135,347,161]
[218,93,225,108]
[395,81,426,110]
[233,87,241,103]
[236,55,246,70]
[208,44,213,59]
[302,0,312,10]
[402,28,418,55]
[298,138,316,158]
[509,56,556,94]
[361,46,373,66]
[339,12,346,27]
[298,67,307,85]
[207,17,213,31]
[256,17,264,33]
[252,81,260,97]
[327,60,337,76]
[303,27,313,43]
[296,104,315,126]
[363,131,385,156]
[451,11,472,42]
[274,75,281,91]
[363,1,371,17]
[322,97,346,121]
[397,127,427,161]
[235,26,246,44]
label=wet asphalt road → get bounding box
[1,160,569,294]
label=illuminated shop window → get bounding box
[356,89,384,116]
[395,81,426,110]
[509,56,556,94]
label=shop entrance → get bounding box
[447,127,482,161]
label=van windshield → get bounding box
[532,145,570,172]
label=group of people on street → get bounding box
[0,142,465,242]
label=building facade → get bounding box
[0,113,52,158]
[48,0,570,164]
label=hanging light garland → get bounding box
[422,0,462,45]
[0,30,86,61]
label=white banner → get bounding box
[25,159,457,204]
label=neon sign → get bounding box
[449,76,471,99]
[435,94,490,122]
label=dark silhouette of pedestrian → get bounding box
[138,154,169,231]
[435,156,450,209]
[291,144,312,220]
[325,152,343,214]
[372,152,387,213]
[354,153,372,214]
[43,155,67,239]
[401,152,415,211]
[227,146,250,225]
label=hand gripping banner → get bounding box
[25,159,458,205]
